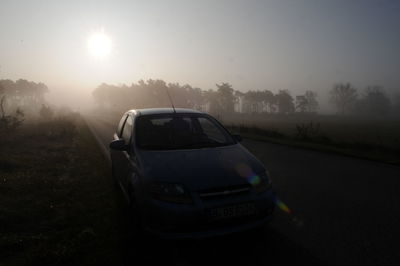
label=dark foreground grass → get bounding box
[0,115,123,265]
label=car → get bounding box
[109,108,275,238]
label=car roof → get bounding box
[126,108,205,116]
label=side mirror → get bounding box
[233,134,242,142]
[109,139,127,151]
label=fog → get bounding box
[1,0,400,151]
[1,0,400,114]
[45,86,94,112]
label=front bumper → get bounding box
[137,188,275,239]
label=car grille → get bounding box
[198,184,251,200]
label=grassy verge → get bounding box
[0,115,123,265]
[226,124,400,165]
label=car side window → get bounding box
[117,115,128,137]
[121,116,133,145]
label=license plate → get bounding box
[208,203,256,221]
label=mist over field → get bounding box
[2,76,399,161]
[1,0,400,178]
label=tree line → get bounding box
[0,79,51,131]
[92,80,320,115]
[329,83,399,116]
[93,79,400,117]
[0,79,48,114]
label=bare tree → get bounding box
[296,90,319,113]
[356,86,391,116]
[296,95,308,113]
[330,83,358,115]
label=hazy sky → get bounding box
[0,0,399,108]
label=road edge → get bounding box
[83,116,111,163]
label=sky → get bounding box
[0,0,399,109]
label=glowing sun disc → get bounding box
[87,31,112,58]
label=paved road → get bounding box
[85,115,400,266]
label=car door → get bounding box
[118,115,140,199]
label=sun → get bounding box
[87,30,112,58]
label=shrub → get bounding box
[295,122,321,140]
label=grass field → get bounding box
[0,115,123,265]
[221,113,400,164]
[221,113,400,148]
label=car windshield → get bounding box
[136,114,235,150]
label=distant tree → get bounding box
[330,83,358,115]
[304,90,319,113]
[216,82,235,113]
[234,90,245,99]
[244,90,262,113]
[14,79,48,106]
[260,90,275,113]
[355,86,391,116]
[167,83,188,107]
[93,79,175,110]
[296,95,308,113]
[92,83,110,108]
[241,90,275,114]
[186,87,204,110]
[0,95,5,119]
[0,95,24,132]
[233,90,245,112]
[143,79,169,107]
[276,90,295,114]
[296,90,318,113]
[39,104,54,120]
[0,79,48,115]
[203,89,219,114]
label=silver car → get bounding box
[109,108,274,238]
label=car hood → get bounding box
[137,144,265,191]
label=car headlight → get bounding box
[254,171,272,193]
[150,182,193,204]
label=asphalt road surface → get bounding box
[85,115,400,266]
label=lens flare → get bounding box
[248,174,261,185]
[235,163,261,185]
[275,198,291,214]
